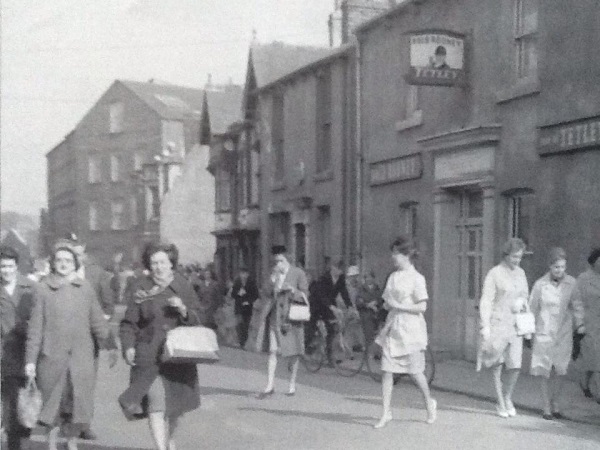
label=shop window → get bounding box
[109,102,124,133]
[514,0,538,80]
[89,202,100,231]
[88,155,102,183]
[506,190,534,251]
[399,201,418,241]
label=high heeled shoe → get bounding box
[255,389,275,400]
[426,399,438,424]
[373,413,393,429]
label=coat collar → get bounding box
[135,272,187,295]
[44,273,83,290]
[540,272,575,287]
[0,275,33,301]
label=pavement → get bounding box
[430,354,600,426]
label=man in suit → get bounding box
[312,260,353,366]
[232,266,259,348]
[0,245,35,450]
[61,233,117,441]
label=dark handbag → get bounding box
[17,379,42,429]
[572,331,586,361]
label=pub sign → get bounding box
[405,30,466,87]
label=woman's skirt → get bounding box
[381,345,425,374]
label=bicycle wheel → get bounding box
[366,341,383,382]
[332,331,364,377]
[580,371,600,402]
[424,346,436,385]
[302,331,326,373]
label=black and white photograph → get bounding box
[1,1,600,449]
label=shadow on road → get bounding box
[202,386,257,397]
[25,443,151,450]
[238,406,423,427]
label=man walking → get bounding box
[232,266,259,348]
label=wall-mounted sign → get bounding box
[370,154,423,186]
[405,31,466,87]
[539,115,600,155]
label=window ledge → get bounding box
[314,169,333,182]
[495,78,540,104]
[396,110,423,132]
[271,180,285,191]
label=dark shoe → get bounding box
[255,389,274,400]
[552,411,564,419]
[285,390,296,397]
[542,413,554,420]
[583,387,593,398]
[80,429,98,440]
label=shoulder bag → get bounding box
[161,326,220,364]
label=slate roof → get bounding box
[250,41,333,89]
[119,80,243,134]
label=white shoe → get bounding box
[496,404,509,418]
[427,399,438,424]
[373,413,393,429]
[505,398,517,417]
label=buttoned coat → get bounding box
[265,265,308,357]
[577,269,600,371]
[119,273,203,420]
[25,275,109,427]
[0,275,35,378]
[529,273,584,376]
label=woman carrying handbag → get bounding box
[256,245,309,398]
[529,247,585,419]
[119,242,204,450]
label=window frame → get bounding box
[110,199,126,230]
[505,189,535,254]
[89,202,100,231]
[109,102,124,134]
[110,154,121,182]
[514,0,538,81]
[88,155,102,184]
[271,91,285,181]
[399,201,419,242]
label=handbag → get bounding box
[161,326,220,364]
[288,292,310,322]
[515,304,536,336]
[17,379,42,429]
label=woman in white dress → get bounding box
[479,238,529,418]
[373,237,437,428]
[529,247,585,419]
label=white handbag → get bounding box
[288,292,311,322]
[515,305,536,336]
[161,326,220,364]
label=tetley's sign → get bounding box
[405,30,466,87]
[539,115,600,155]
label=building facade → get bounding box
[45,79,230,267]
[355,0,600,361]
[256,44,358,283]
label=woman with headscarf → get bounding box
[479,238,529,418]
[25,242,109,450]
[529,247,585,419]
[119,242,203,450]
[577,248,600,400]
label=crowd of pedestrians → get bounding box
[0,232,599,448]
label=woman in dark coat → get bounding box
[25,243,109,450]
[256,246,308,398]
[119,242,203,450]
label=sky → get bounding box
[0,0,334,217]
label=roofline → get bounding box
[354,0,420,35]
[256,43,356,93]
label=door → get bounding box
[456,189,484,361]
[294,223,307,268]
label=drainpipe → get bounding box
[354,38,363,271]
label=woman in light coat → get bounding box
[479,238,529,418]
[256,245,308,398]
[577,248,600,399]
[529,247,585,419]
[25,243,109,450]
[373,237,436,428]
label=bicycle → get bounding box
[301,319,327,373]
[331,306,435,384]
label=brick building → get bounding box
[46,79,237,267]
[354,0,600,361]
